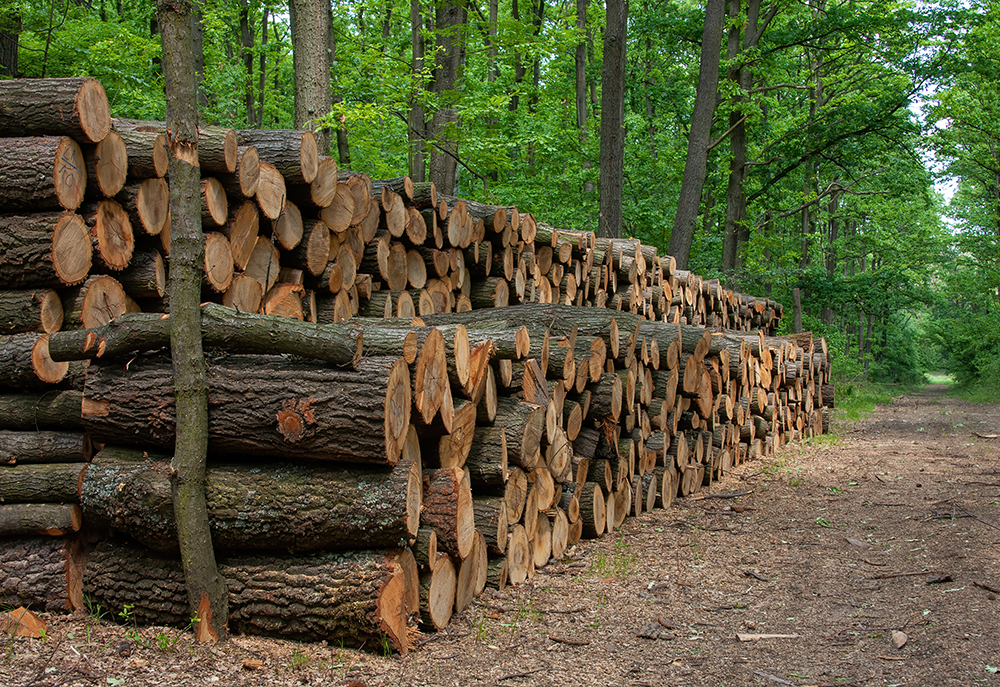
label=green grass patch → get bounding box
[832,382,898,423]
[925,372,954,385]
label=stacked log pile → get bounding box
[0,77,834,652]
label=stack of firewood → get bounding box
[0,77,833,653]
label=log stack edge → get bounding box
[0,77,835,653]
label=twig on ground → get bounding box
[868,570,934,580]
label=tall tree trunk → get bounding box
[157,0,228,642]
[238,0,256,127]
[257,7,268,129]
[0,6,21,77]
[191,4,209,109]
[575,0,594,193]
[668,0,725,267]
[509,0,525,113]
[290,0,332,155]
[821,190,838,325]
[526,0,544,173]
[721,0,745,281]
[329,19,351,164]
[409,0,426,181]
[598,0,626,239]
[428,0,467,196]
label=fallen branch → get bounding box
[867,570,933,580]
[547,634,590,646]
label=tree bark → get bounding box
[290,0,332,156]
[0,430,89,465]
[0,136,87,211]
[82,446,421,554]
[668,0,726,267]
[0,211,92,290]
[50,304,359,365]
[0,463,87,503]
[0,77,110,143]
[0,333,69,389]
[0,503,82,536]
[598,0,627,238]
[84,538,417,652]
[82,353,410,465]
[158,0,228,642]
[236,129,319,185]
[0,535,87,613]
[0,391,84,431]
[0,289,63,335]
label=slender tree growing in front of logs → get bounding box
[158,0,228,642]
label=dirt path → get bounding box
[4,388,999,686]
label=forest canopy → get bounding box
[5,0,998,392]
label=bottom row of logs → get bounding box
[0,439,720,654]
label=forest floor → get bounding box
[3,385,1000,687]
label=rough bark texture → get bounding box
[0,212,92,289]
[82,353,409,465]
[84,538,416,652]
[237,129,318,184]
[0,77,111,143]
[81,447,421,553]
[0,535,86,612]
[598,0,627,239]
[667,0,726,268]
[159,0,228,642]
[0,430,88,465]
[0,503,82,536]
[0,333,69,389]
[0,391,84,431]
[0,289,63,335]
[48,303,362,366]
[0,463,87,503]
[289,0,332,156]
[0,137,87,211]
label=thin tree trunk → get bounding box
[191,4,209,109]
[409,0,426,181]
[668,0,726,266]
[257,7,268,129]
[238,0,256,127]
[598,0,627,239]
[575,0,594,194]
[158,0,228,642]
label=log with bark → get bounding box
[421,467,475,560]
[84,538,418,652]
[0,211,92,289]
[237,129,318,185]
[81,353,410,464]
[116,178,170,236]
[48,303,362,366]
[0,430,90,465]
[0,462,87,503]
[81,446,421,553]
[0,289,64,335]
[0,535,87,612]
[0,503,83,536]
[0,77,111,143]
[0,333,70,389]
[0,136,87,211]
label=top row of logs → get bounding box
[0,77,782,337]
